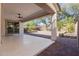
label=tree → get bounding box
[57,20,64,31]
[26,20,36,32]
[57,4,79,33]
[40,16,51,30]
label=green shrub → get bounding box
[57,16,75,33]
[57,20,64,31]
[26,21,36,32]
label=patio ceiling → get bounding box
[1,3,60,22]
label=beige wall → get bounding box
[0,3,6,42]
[1,5,6,37]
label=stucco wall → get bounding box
[0,4,6,44]
[1,4,6,37]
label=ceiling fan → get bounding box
[17,13,23,19]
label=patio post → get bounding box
[77,19,79,48]
[19,21,24,36]
[51,13,57,41]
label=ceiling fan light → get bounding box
[17,13,23,18]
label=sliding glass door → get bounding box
[7,22,19,34]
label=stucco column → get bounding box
[51,13,57,41]
[19,21,24,36]
[77,19,79,48]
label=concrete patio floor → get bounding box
[0,34,54,56]
[0,34,79,56]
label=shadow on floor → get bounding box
[24,32,51,39]
[37,41,79,56]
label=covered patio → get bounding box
[0,3,79,56]
[0,3,60,56]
